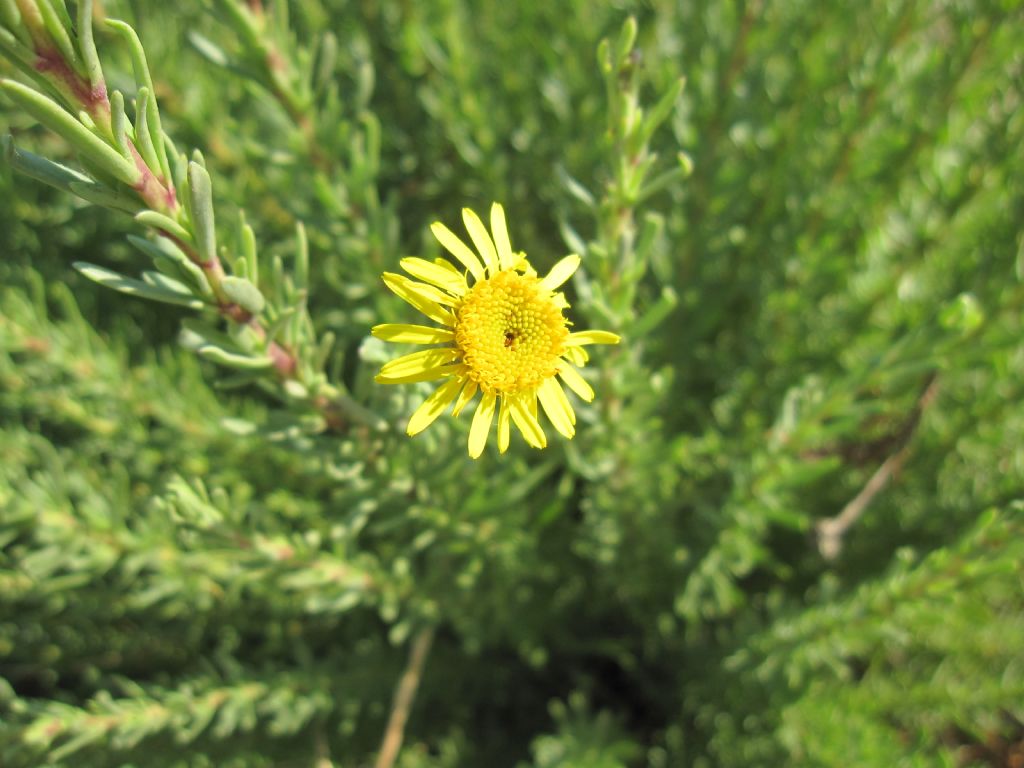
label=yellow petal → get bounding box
[383,273,455,326]
[562,345,589,366]
[372,324,455,344]
[556,361,594,402]
[375,364,464,385]
[462,207,499,276]
[536,378,577,438]
[398,276,458,307]
[539,254,581,291]
[400,257,468,296]
[468,392,497,459]
[497,395,511,453]
[407,377,464,435]
[431,221,485,281]
[451,379,478,417]
[538,377,576,439]
[566,330,620,345]
[509,394,547,449]
[490,203,515,271]
[378,348,460,380]
[433,257,463,274]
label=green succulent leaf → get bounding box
[74,262,205,309]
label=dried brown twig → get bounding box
[816,374,941,560]
[374,626,436,768]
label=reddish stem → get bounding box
[129,143,178,214]
[155,229,301,380]
[19,5,313,416]
[268,339,298,377]
[35,47,110,121]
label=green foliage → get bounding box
[1,0,1022,766]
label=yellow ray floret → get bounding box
[373,202,620,458]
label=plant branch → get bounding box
[0,2,385,432]
[816,374,941,559]
[374,626,436,768]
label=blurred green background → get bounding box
[1,0,1022,766]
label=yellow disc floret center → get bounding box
[455,269,569,395]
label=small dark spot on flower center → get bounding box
[504,331,516,348]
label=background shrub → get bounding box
[1,0,1021,766]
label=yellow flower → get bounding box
[373,203,620,458]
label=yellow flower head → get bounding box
[373,203,620,458]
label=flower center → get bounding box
[455,269,569,395]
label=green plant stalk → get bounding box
[597,19,646,315]
[211,0,322,165]
[593,18,687,323]
[1,6,246,344]
[1,4,377,430]
[10,0,113,135]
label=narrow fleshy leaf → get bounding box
[5,137,88,190]
[140,269,191,292]
[105,19,155,93]
[127,235,209,296]
[539,254,581,291]
[490,203,515,271]
[187,30,231,67]
[557,166,596,206]
[407,377,464,436]
[639,76,684,148]
[557,362,594,402]
[0,27,45,86]
[109,90,131,157]
[0,1,23,33]
[372,324,455,344]
[135,210,192,243]
[239,213,258,286]
[462,207,499,275]
[187,162,217,264]
[74,262,205,309]
[78,0,104,89]
[431,221,484,280]
[36,0,81,74]
[0,80,141,185]
[220,276,265,315]
[313,329,335,371]
[44,0,75,31]
[293,222,309,293]
[133,88,162,176]
[468,392,497,458]
[313,31,338,95]
[196,344,274,370]
[105,18,170,176]
[68,180,142,213]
